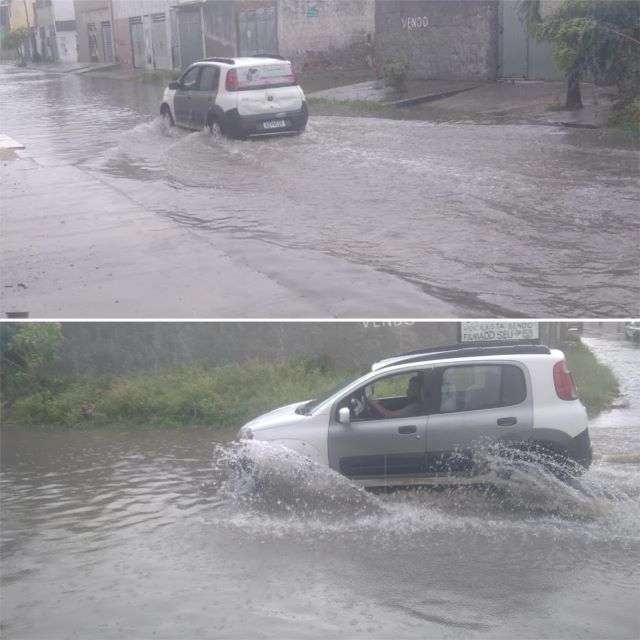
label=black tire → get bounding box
[161,104,174,126]
[208,117,223,137]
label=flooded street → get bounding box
[2,66,639,317]
[1,332,639,639]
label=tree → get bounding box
[1,27,29,66]
[1,323,64,403]
[518,0,640,110]
[9,323,64,370]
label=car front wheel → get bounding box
[161,104,174,126]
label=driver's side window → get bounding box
[339,370,428,421]
[180,66,200,90]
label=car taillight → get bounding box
[225,69,238,92]
[289,65,298,85]
[553,360,578,400]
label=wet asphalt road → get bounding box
[1,331,639,639]
[1,66,639,317]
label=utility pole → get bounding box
[21,0,37,60]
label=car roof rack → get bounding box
[248,53,285,60]
[372,342,550,371]
[200,57,236,65]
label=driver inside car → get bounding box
[365,375,423,419]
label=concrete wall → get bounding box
[53,322,458,376]
[278,0,375,73]
[375,0,499,80]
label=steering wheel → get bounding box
[364,395,383,418]
[349,395,367,419]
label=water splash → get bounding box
[209,440,639,544]
[214,440,381,519]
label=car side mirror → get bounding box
[169,81,179,90]
[338,407,351,425]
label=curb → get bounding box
[0,134,25,150]
[384,85,482,108]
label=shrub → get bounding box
[609,98,640,134]
[564,340,619,416]
[382,56,409,91]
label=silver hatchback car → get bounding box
[160,55,308,139]
[239,344,592,486]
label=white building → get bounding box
[33,0,78,63]
[111,0,174,71]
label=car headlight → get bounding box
[238,426,253,440]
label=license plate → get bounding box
[262,119,286,130]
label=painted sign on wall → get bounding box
[459,322,540,343]
[402,16,429,29]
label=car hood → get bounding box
[242,400,309,432]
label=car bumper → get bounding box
[568,427,592,469]
[223,103,308,138]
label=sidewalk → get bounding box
[11,59,173,81]
[309,77,619,128]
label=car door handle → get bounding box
[398,425,417,434]
[497,417,517,426]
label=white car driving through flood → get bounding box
[238,344,593,486]
[160,55,308,139]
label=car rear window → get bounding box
[235,63,296,90]
[438,364,526,413]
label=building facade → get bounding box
[31,0,77,63]
[73,0,114,62]
[375,0,499,81]
[111,0,173,70]
[70,0,561,80]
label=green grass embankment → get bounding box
[4,358,353,429]
[3,340,619,427]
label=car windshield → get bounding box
[295,371,365,415]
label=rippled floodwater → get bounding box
[1,66,639,316]
[2,333,639,639]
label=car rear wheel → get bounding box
[208,118,223,137]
